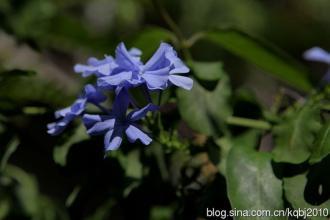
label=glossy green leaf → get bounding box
[177,66,232,136]
[309,121,330,164]
[226,146,284,220]
[205,29,312,92]
[216,129,260,175]
[284,174,330,220]
[272,103,322,164]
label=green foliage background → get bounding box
[0,0,329,219]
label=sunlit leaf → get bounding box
[272,102,322,164]
[284,174,330,220]
[226,145,285,219]
[309,121,330,164]
[177,65,232,136]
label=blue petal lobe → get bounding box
[128,104,159,121]
[125,125,152,145]
[104,128,123,151]
[143,43,171,71]
[115,43,140,71]
[142,67,170,90]
[303,47,330,64]
[169,75,193,90]
[97,71,133,87]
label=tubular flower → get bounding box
[48,42,193,151]
[83,90,158,150]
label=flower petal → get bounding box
[82,114,103,128]
[70,98,87,115]
[112,89,131,119]
[142,67,170,90]
[74,56,116,77]
[129,48,142,57]
[87,119,115,135]
[303,47,330,64]
[54,106,71,119]
[83,84,107,103]
[169,75,193,90]
[115,43,141,71]
[143,43,171,71]
[74,64,97,77]
[47,114,76,135]
[97,71,133,87]
[167,54,190,74]
[128,104,159,121]
[125,125,152,145]
[104,128,123,151]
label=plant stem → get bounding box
[95,103,111,114]
[226,116,272,130]
[152,0,184,42]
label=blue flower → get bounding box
[47,84,106,135]
[74,47,142,78]
[74,56,117,77]
[303,47,330,83]
[83,89,158,151]
[97,42,193,91]
[48,42,193,152]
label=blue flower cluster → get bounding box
[48,42,193,151]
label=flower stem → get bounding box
[94,103,111,114]
[226,116,271,130]
[152,0,184,42]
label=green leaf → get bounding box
[216,129,260,175]
[53,125,89,166]
[272,103,322,164]
[110,149,143,179]
[3,165,40,216]
[177,66,232,136]
[309,121,330,164]
[132,27,174,60]
[84,199,115,220]
[150,206,173,220]
[65,186,81,207]
[226,146,284,220]
[0,69,74,111]
[3,165,69,219]
[205,29,312,92]
[189,61,223,81]
[284,174,330,220]
[0,137,19,171]
[0,197,10,219]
